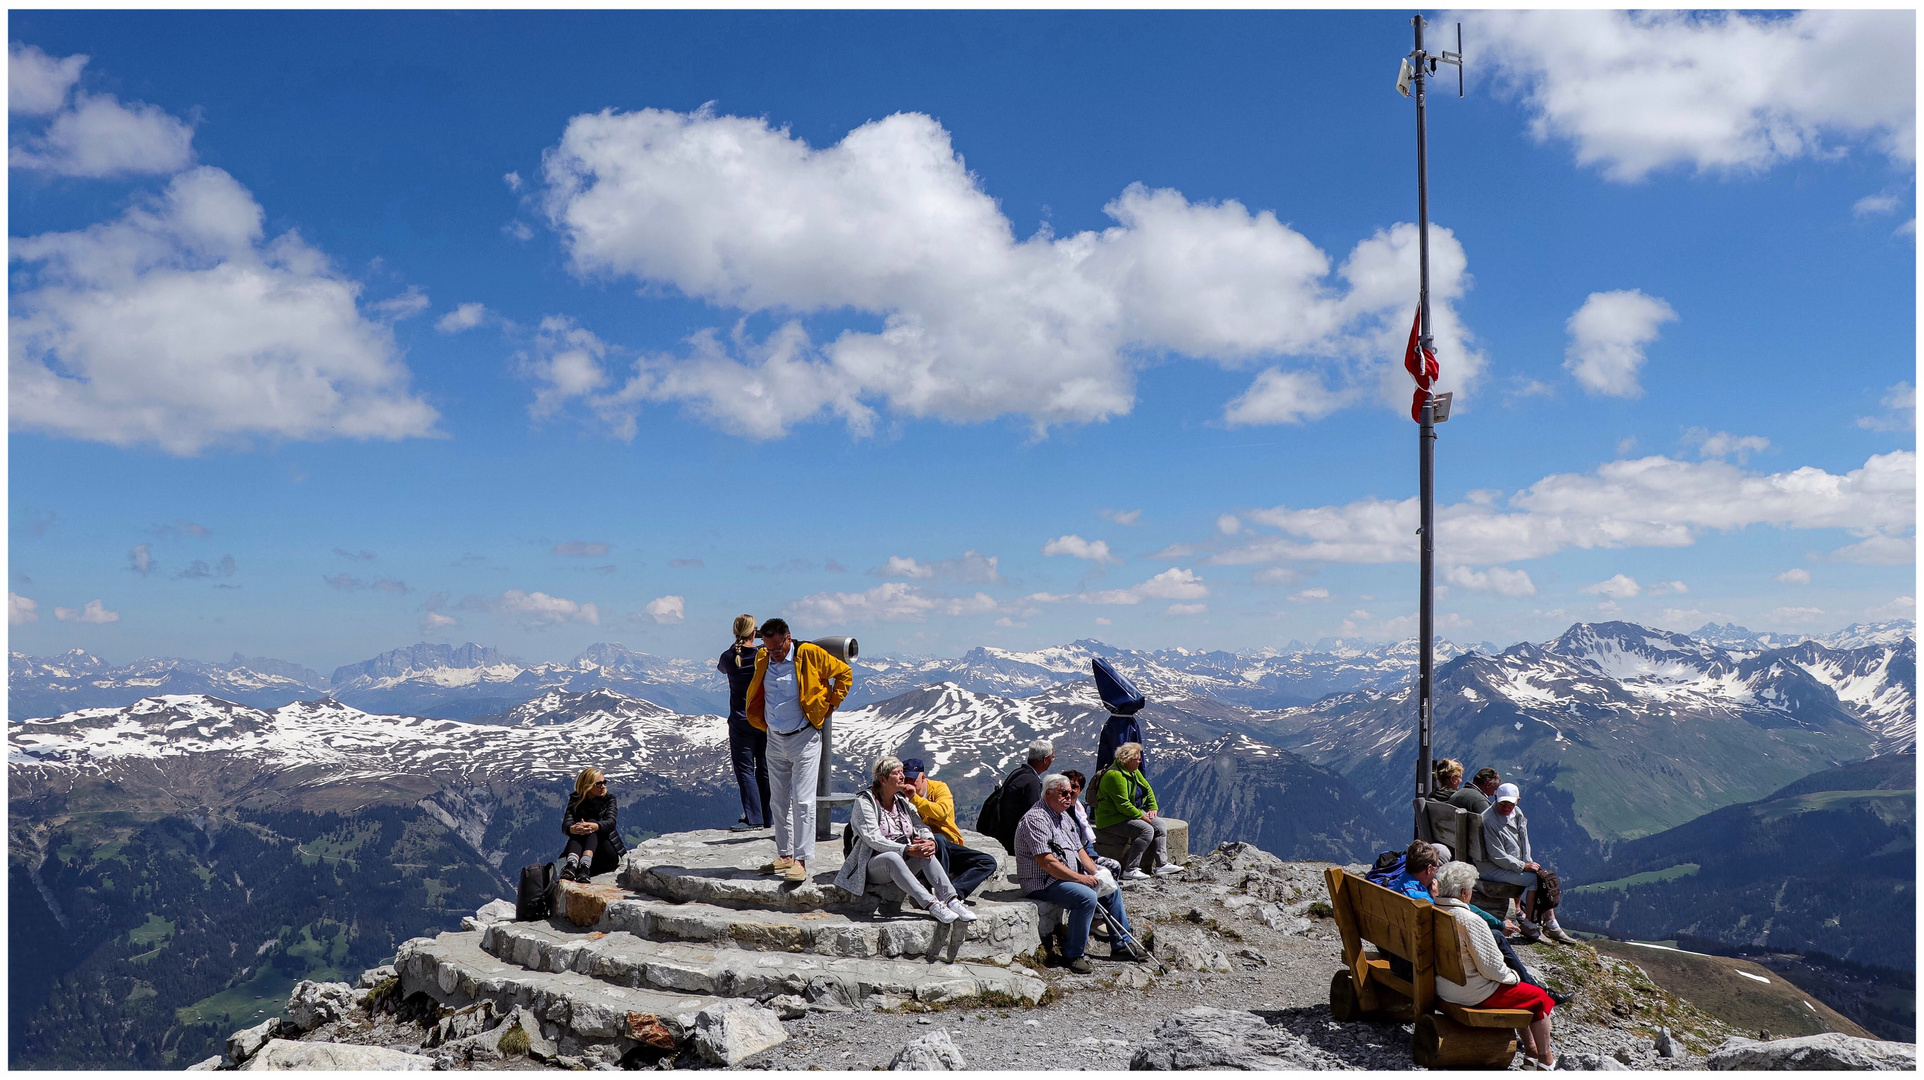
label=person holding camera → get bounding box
[718,614,770,832]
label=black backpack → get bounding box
[516,862,559,921]
[975,773,1012,841]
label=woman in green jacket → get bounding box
[1093,742,1183,880]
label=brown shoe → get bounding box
[763,856,795,875]
[784,861,808,883]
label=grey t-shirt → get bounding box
[1013,802,1085,895]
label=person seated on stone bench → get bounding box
[834,755,975,926]
[1093,742,1184,880]
[560,768,627,882]
[1477,784,1578,945]
[1434,860,1558,1069]
[900,757,999,904]
[1016,773,1146,973]
[1382,841,1569,1007]
[1063,769,1127,942]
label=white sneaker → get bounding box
[1152,862,1184,877]
[947,899,978,922]
[1123,868,1152,881]
[930,899,959,924]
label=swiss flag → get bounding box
[1403,306,1439,388]
[1411,388,1430,423]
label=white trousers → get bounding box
[766,725,821,862]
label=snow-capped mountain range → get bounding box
[22,619,1903,724]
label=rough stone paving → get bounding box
[197,831,1915,1072]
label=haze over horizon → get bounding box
[8,11,1915,675]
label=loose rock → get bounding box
[240,1039,433,1070]
[1654,1026,1675,1058]
[185,1054,224,1071]
[285,981,360,1033]
[226,1018,280,1064]
[889,1028,967,1070]
[356,965,398,989]
[1129,1007,1352,1070]
[1706,1033,1917,1071]
[693,1000,787,1066]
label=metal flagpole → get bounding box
[1402,13,1461,837]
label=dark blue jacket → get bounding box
[718,642,757,722]
[1096,713,1145,774]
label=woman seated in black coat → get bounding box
[561,768,627,882]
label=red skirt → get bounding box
[1479,980,1555,1020]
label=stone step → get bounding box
[395,931,723,1045]
[615,827,1018,915]
[596,893,1038,966]
[480,920,1047,1008]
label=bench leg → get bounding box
[1411,1014,1518,1069]
[1329,970,1375,1022]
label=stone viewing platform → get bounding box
[195,830,1914,1072]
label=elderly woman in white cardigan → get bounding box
[833,756,976,925]
[1433,861,1558,1069]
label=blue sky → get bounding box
[7,10,1916,672]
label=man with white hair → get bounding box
[1477,783,1577,944]
[982,738,1054,853]
[1013,773,1144,974]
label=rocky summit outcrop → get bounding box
[215,830,1904,1072]
[1705,1032,1917,1071]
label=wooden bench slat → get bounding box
[1439,1001,1537,1028]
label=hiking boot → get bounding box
[1548,989,1574,1008]
[1111,939,1148,962]
[1066,956,1094,975]
[784,861,808,883]
[1546,926,1581,946]
[763,856,795,875]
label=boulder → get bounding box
[767,995,810,1020]
[890,1028,967,1070]
[285,980,359,1032]
[1130,1008,1349,1070]
[1706,1033,1917,1071]
[186,1054,224,1070]
[476,898,516,923]
[1654,1027,1675,1059]
[240,1039,432,1070]
[226,1018,280,1064]
[692,1000,788,1067]
[356,965,398,989]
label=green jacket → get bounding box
[1093,767,1158,829]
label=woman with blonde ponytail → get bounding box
[719,614,769,831]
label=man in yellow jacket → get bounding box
[744,618,853,883]
[902,757,1000,901]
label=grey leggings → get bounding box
[867,850,957,907]
[1097,816,1168,870]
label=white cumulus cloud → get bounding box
[436,302,490,333]
[1290,587,1331,603]
[643,595,685,625]
[1445,565,1538,597]
[869,550,1004,583]
[1686,428,1770,463]
[1469,10,1915,181]
[786,582,1002,625]
[1776,568,1812,585]
[9,592,39,625]
[8,45,194,177]
[54,599,119,623]
[534,106,1483,439]
[460,589,599,628]
[1165,603,1208,617]
[1564,290,1676,398]
[1041,535,1118,564]
[1052,567,1209,606]
[1856,382,1915,433]
[1201,451,1914,570]
[1100,509,1142,526]
[11,167,439,455]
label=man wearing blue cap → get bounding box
[901,757,1000,902]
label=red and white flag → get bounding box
[1402,305,1438,389]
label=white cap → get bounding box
[1431,843,1453,863]
[1495,783,1521,805]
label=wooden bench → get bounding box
[1416,801,1527,919]
[1323,867,1535,1068]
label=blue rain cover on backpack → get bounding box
[1091,656,1146,716]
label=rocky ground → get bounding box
[200,837,1914,1072]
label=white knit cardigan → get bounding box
[1433,896,1520,1005]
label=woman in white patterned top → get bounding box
[833,756,975,926]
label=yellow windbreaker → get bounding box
[743,641,852,732]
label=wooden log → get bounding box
[1329,970,1373,1022]
[1411,1013,1518,1069]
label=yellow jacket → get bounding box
[909,778,963,845]
[744,641,853,732]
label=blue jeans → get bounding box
[932,835,1000,899]
[727,713,770,826]
[1027,879,1133,960]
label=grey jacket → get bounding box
[833,788,933,897]
[1478,805,1531,873]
